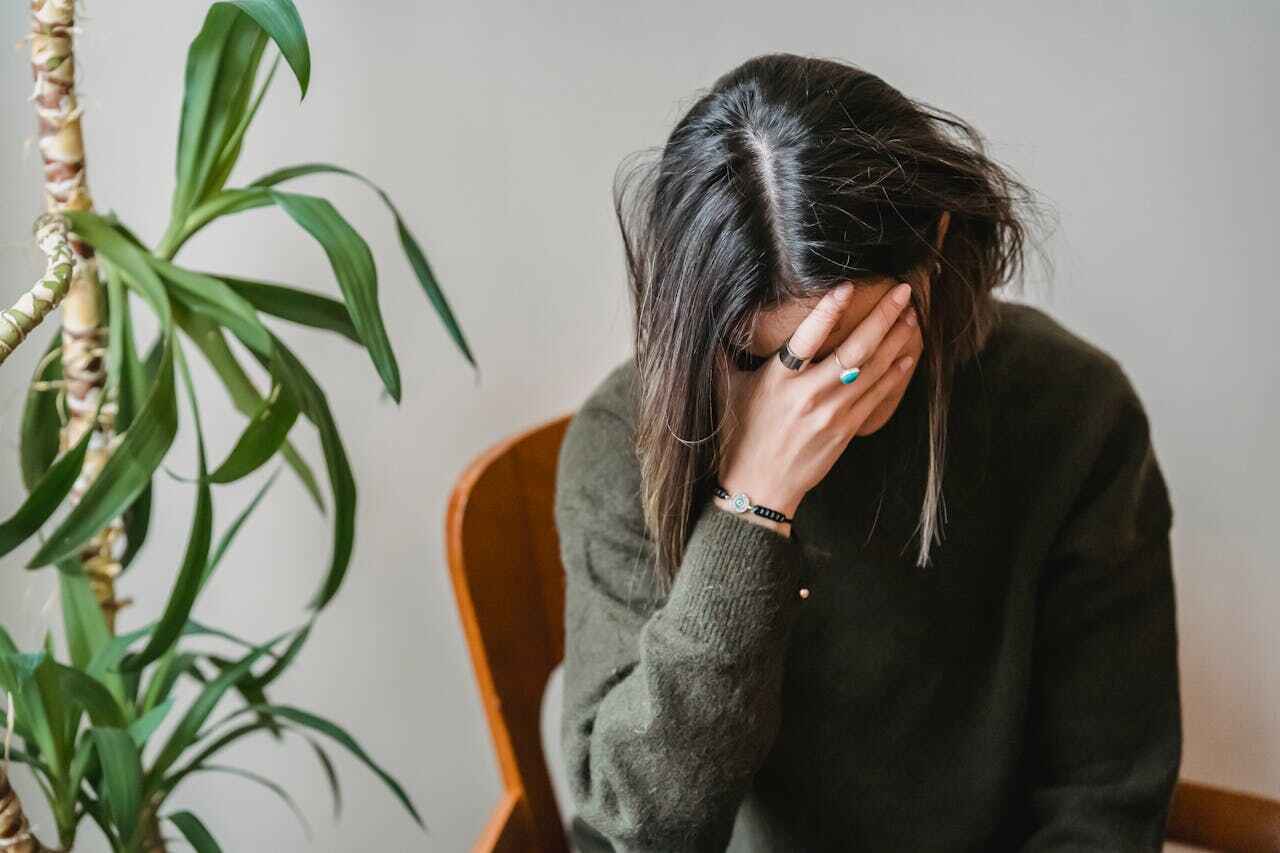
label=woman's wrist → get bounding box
[711,494,794,538]
[715,473,804,519]
[711,475,803,538]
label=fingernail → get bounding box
[892,283,911,305]
[834,282,854,302]
[905,307,917,326]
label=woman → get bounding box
[555,53,1179,852]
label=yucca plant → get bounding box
[0,1,474,850]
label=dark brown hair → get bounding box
[613,53,1053,593]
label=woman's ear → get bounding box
[921,210,951,290]
[934,210,952,253]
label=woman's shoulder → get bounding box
[981,300,1174,548]
[577,356,639,425]
[975,299,1171,526]
[556,356,643,513]
[985,299,1127,381]
[561,357,640,456]
[978,298,1145,417]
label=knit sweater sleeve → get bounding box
[1021,364,1181,851]
[555,400,807,853]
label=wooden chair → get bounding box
[444,413,1280,853]
[446,413,575,853]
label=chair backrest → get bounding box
[1166,780,1280,852]
[445,413,1280,853]
[445,413,573,853]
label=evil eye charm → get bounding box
[731,492,751,512]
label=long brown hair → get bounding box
[613,54,1053,593]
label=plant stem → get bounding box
[0,766,56,852]
[30,0,128,630]
[0,215,73,366]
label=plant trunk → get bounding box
[30,0,127,631]
[0,767,55,853]
[138,797,167,853]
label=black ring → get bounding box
[777,336,807,371]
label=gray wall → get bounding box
[1,1,1275,850]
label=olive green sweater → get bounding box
[555,300,1180,852]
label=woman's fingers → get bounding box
[825,281,912,376]
[771,282,855,373]
[840,313,919,425]
[843,349,915,428]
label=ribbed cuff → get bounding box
[663,504,806,653]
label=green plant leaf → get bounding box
[111,280,157,571]
[138,650,197,717]
[122,342,214,673]
[147,630,289,786]
[248,333,355,610]
[56,663,127,728]
[130,699,175,747]
[178,309,325,512]
[91,727,145,844]
[174,186,274,253]
[0,637,62,781]
[57,569,116,697]
[104,259,126,391]
[87,620,283,687]
[182,620,294,664]
[251,704,423,828]
[199,651,285,744]
[30,214,179,569]
[223,0,309,97]
[205,466,281,585]
[209,377,299,484]
[120,486,155,574]
[86,622,159,686]
[166,0,308,255]
[204,52,279,199]
[169,810,223,852]
[151,256,273,356]
[25,369,173,566]
[159,713,334,819]
[67,733,98,806]
[183,764,312,838]
[6,747,54,780]
[0,645,42,692]
[171,5,269,222]
[307,735,343,817]
[165,719,272,786]
[252,162,477,367]
[36,633,76,763]
[77,793,116,847]
[19,331,63,491]
[0,418,92,560]
[269,189,402,402]
[216,273,360,343]
[247,620,310,691]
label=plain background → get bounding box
[1,1,1276,850]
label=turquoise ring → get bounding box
[834,350,861,385]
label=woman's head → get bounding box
[614,53,1050,591]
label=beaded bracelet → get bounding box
[712,482,794,525]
